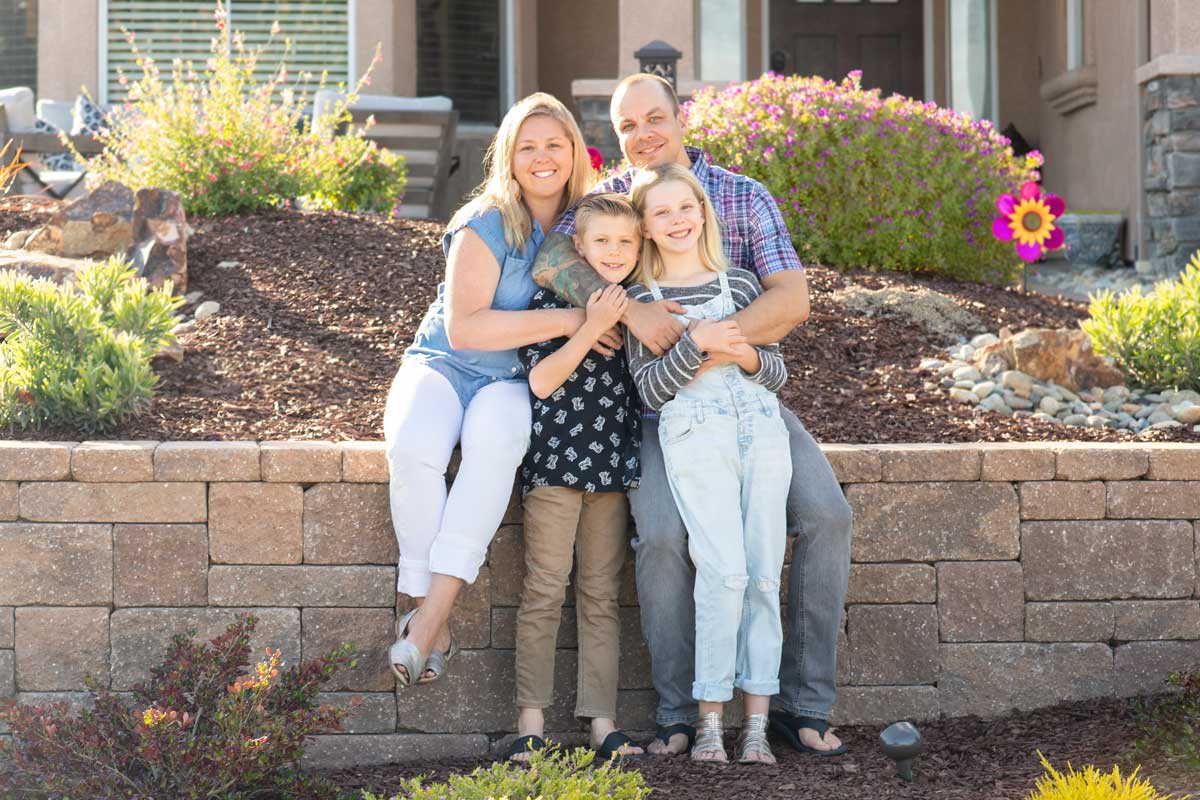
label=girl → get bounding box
[384,93,612,688]
[624,163,792,765]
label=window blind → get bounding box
[0,0,38,95]
[416,0,500,124]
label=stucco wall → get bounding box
[2,440,1200,769]
[537,0,620,116]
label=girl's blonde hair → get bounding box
[448,92,593,251]
[629,163,727,283]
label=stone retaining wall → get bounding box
[1,440,1200,769]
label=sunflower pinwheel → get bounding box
[992,182,1066,262]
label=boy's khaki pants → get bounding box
[515,486,629,720]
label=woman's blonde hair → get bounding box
[448,92,593,250]
[629,163,727,283]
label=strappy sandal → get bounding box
[508,734,548,762]
[595,730,644,761]
[388,608,426,689]
[736,713,776,765]
[768,710,848,756]
[649,722,695,755]
[689,711,728,765]
[415,629,458,686]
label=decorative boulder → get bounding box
[129,187,188,293]
[974,327,1124,392]
[0,250,90,285]
[27,181,136,258]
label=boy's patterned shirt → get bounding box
[518,290,641,495]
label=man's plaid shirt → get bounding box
[553,146,804,279]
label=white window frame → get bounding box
[1066,0,1083,71]
[97,0,356,105]
[697,0,748,81]
[944,0,999,124]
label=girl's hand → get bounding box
[729,341,761,374]
[690,319,747,356]
[585,284,629,331]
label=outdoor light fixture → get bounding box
[635,40,683,90]
[879,721,923,782]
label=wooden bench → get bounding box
[0,105,103,199]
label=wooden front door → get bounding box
[770,0,924,100]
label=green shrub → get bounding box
[371,746,651,800]
[0,257,183,433]
[1130,668,1200,770]
[1081,252,1200,392]
[78,1,398,217]
[1027,751,1181,800]
[0,614,355,799]
[304,132,407,215]
[684,71,1040,283]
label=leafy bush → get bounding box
[684,71,1040,283]
[79,1,400,216]
[372,746,651,800]
[0,614,355,799]
[1130,668,1200,770]
[0,257,183,433]
[304,132,407,215]
[1027,752,1181,800]
[1081,252,1200,392]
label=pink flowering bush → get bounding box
[79,1,404,217]
[685,71,1042,283]
[0,614,355,798]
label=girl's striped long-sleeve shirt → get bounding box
[623,267,788,412]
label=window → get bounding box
[102,0,352,104]
[0,0,38,94]
[947,0,995,122]
[417,0,501,124]
[697,0,746,81]
[1066,0,1083,71]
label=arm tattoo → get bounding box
[531,231,609,308]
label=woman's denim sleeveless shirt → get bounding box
[404,206,544,405]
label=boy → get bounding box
[510,194,644,761]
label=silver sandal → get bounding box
[736,713,776,765]
[689,711,728,764]
[416,629,458,685]
[388,608,426,689]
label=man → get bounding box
[531,73,852,756]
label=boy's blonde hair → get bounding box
[574,192,641,240]
[629,163,727,283]
[448,92,594,251]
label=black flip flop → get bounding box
[768,710,847,756]
[508,734,548,761]
[648,722,695,755]
[596,730,645,761]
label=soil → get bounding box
[1,198,1197,444]
[320,697,1200,799]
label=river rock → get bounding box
[194,301,220,322]
[949,388,979,405]
[952,366,982,382]
[1173,405,1200,424]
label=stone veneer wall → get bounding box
[2,440,1200,769]
[1143,74,1200,276]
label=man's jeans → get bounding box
[629,407,852,725]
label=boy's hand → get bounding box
[586,285,628,331]
[690,319,748,356]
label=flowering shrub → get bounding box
[0,614,355,799]
[684,71,1041,283]
[371,746,651,800]
[0,256,183,433]
[1082,252,1200,392]
[78,1,400,217]
[304,132,407,215]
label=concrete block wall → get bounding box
[1,440,1199,768]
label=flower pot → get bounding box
[1057,213,1123,268]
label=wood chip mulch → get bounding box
[320,697,1198,799]
[0,202,1196,444]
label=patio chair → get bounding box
[314,91,459,220]
[0,87,103,199]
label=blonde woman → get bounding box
[625,164,791,765]
[385,93,610,688]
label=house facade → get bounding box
[5,0,1200,273]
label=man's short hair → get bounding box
[610,73,680,121]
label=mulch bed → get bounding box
[0,199,1196,443]
[321,697,1198,799]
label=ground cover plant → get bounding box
[78,1,405,217]
[1131,668,1200,773]
[1083,252,1200,392]
[684,71,1040,283]
[0,614,355,799]
[0,256,182,433]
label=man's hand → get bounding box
[624,298,687,356]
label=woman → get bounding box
[385,93,608,687]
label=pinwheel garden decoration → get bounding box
[992,182,1066,262]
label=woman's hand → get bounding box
[689,319,747,356]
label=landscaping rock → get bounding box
[194,300,220,321]
[5,181,134,258]
[129,187,188,292]
[0,249,90,285]
[832,285,986,342]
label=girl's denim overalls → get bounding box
[649,271,792,702]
